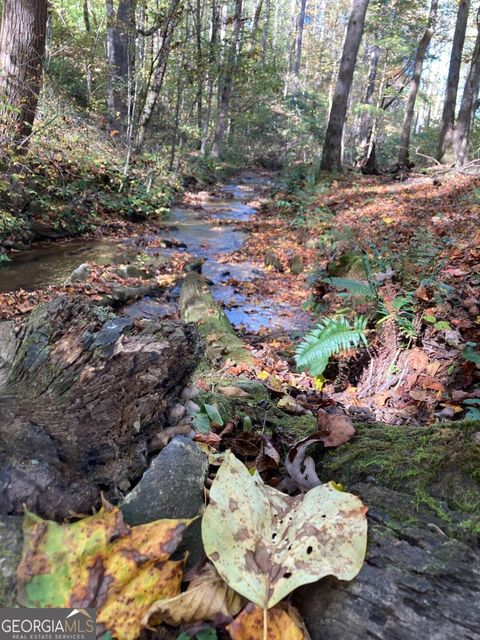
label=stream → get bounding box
[0,173,306,333]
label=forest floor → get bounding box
[1,168,480,426]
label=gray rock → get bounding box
[114,264,152,280]
[0,516,22,607]
[294,483,480,640]
[67,263,91,283]
[121,436,208,567]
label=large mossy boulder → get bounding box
[295,421,480,639]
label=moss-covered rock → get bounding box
[194,375,317,437]
[318,420,480,539]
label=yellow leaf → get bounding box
[227,603,306,640]
[313,375,326,390]
[382,216,394,224]
[257,370,270,380]
[17,507,190,640]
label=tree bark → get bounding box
[211,0,243,158]
[294,0,308,76]
[320,0,370,172]
[454,8,480,166]
[134,0,181,150]
[357,42,379,170]
[106,0,136,133]
[437,0,470,163]
[397,0,438,168]
[201,0,221,154]
[0,296,202,520]
[0,0,48,153]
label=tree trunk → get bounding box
[201,0,221,154]
[0,296,202,520]
[134,0,180,150]
[454,8,480,166]
[357,42,379,169]
[397,0,438,168]
[250,0,265,49]
[437,0,470,163]
[105,0,136,133]
[320,0,370,172]
[294,0,308,76]
[211,0,243,158]
[0,0,48,153]
[180,272,251,365]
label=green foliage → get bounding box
[295,315,368,376]
[323,276,377,299]
[377,293,418,340]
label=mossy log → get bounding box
[295,421,480,640]
[0,295,202,519]
[179,271,251,365]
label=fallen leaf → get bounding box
[316,412,356,447]
[17,506,190,640]
[277,395,305,414]
[217,386,252,399]
[407,348,429,372]
[144,563,244,627]
[227,602,307,640]
[202,451,368,610]
[194,431,222,446]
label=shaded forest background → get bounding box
[2,0,480,244]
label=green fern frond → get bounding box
[323,277,376,298]
[295,315,368,376]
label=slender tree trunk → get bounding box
[134,0,180,150]
[83,0,93,107]
[250,0,264,48]
[294,0,307,76]
[106,0,136,133]
[194,0,203,136]
[455,8,480,165]
[321,0,370,172]
[261,0,271,64]
[201,0,220,154]
[357,41,379,168]
[397,0,438,168]
[438,0,470,162]
[0,0,49,153]
[211,0,243,158]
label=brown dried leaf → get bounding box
[144,563,244,627]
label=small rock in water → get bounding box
[0,515,23,607]
[67,263,91,283]
[121,436,208,567]
[114,264,151,280]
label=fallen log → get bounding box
[0,295,202,519]
[179,271,252,365]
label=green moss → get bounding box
[319,420,480,536]
[194,376,317,438]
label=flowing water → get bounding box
[0,173,306,332]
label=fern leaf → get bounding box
[323,277,376,298]
[295,315,368,376]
